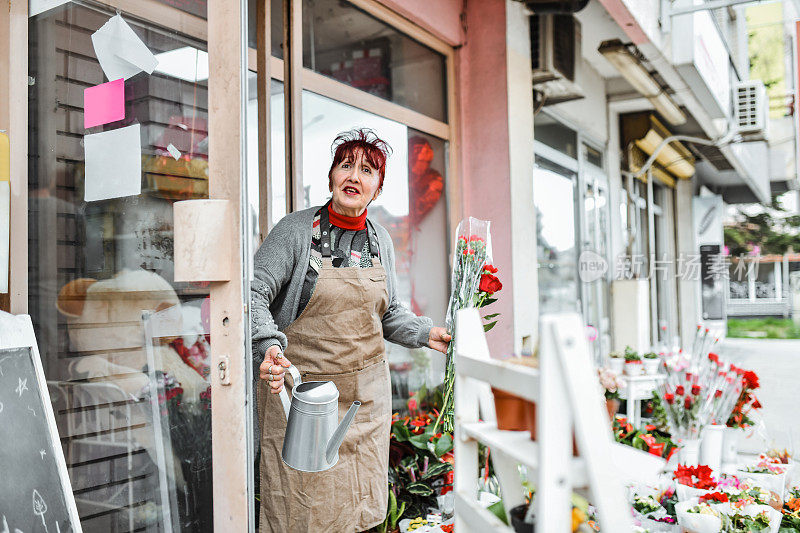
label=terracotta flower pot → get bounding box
[492,388,535,431]
[606,398,620,419]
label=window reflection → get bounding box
[300,90,449,409]
[28,5,213,531]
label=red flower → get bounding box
[469,235,483,243]
[408,398,418,411]
[691,384,701,396]
[479,273,502,294]
[645,424,656,431]
[699,492,729,504]
[674,464,716,489]
[648,442,665,457]
[676,386,685,396]
[483,264,498,274]
[684,396,693,410]
[664,393,675,404]
[410,420,426,427]
[708,352,719,363]
[444,470,454,484]
[743,370,760,390]
[714,390,722,398]
[752,398,762,409]
[686,372,693,381]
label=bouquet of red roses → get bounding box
[726,368,762,429]
[434,217,497,433]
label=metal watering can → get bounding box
[278,365,361,472]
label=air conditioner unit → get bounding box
[733,81,768,139]
[530,14,584,105]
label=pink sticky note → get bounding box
[84,78,125,129]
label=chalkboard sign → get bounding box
[0,314,82,532]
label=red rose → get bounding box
[676,386,685,396]
[752,398,762,409]
[684,396,693,410]
[691,384,701,396]
[664,393,675,404]
[708,352,719,363]
[700,492,729,504]
[743,370,760,390]
[686,372,693,381]
[479,273,503,294]
[714,390,722,398]
[483,264,498,274]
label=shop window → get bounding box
[300,90,449,410]
[247,0,284,57]
[535,156,579,314]
[28,5,213,530]
[534,113,577,159]
[301,0,447,122]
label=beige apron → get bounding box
[258,221,391,533]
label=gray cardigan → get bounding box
[250,206,434,364]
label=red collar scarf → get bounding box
[327,203,367,230]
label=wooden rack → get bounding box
[453,309,665,531]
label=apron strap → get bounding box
[320,200,379,260]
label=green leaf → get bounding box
[392,422,411,442]
[422,461,452,479]
[483,321,497,332]
[482,297,498,306]
[408,429,434,450]
[394,501,406,528]
[487,500,509,525]
[406,482,434,496]
[434,433,454,457]
[483,313,500,319]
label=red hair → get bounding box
[328,129,392,189]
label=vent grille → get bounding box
[735,83,762,131]
[552,15,575,81]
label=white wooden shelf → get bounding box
[456,353,539,402]
[460,421,589,487]
[454,492,514,533]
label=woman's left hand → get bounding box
[428,327,452,354]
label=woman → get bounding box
[251,129,451,532]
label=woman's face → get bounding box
[329,149,382,217]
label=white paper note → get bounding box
[29,0,72,17]
[84,124,142,202]
[91,15,158,81]
[166,143,181,161]
[0,182,9,293]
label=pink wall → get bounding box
[378,0,516,357]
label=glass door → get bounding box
[25,2,249,530]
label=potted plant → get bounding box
[642,352,660,375]
[598,367,622,419]
[492,355,537,432]
[608,351,624,374]
[624,346,643,376]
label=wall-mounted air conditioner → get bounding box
[733,81,768,139]
[530,14,584,105]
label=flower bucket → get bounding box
[675,482,710,502]
[635,514,681,533]
[675,499,722,533]
[678,438,702,467]
[643,358,660,375]
[735,469,787,507]
[721,426,741,465]
[608,358,624,375]
[700,425,724,475]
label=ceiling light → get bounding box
[599,40,686,126]
[154,46,209,82]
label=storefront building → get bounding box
[1,0,795,530]
[1,0,537,529]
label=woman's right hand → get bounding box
[260,345,292,394]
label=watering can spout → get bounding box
[325,401,360,464]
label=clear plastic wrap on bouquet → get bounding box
[435,217,492,433]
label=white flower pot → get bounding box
[608,358,624,375]
[721,426,741,465]
[643,358,660,375]
[700,425,724,475]
[624,362,643,376]
[678,437,702,466]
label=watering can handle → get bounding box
[279,365,301,420]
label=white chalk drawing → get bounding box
[40,449,46,459]
[56,522,60,533]
[27,405,36,417]
[0,356,9,376]
[15,377,28,398]
[0,401,3,413]
[32,489,48,533]
[1,515,8,533]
